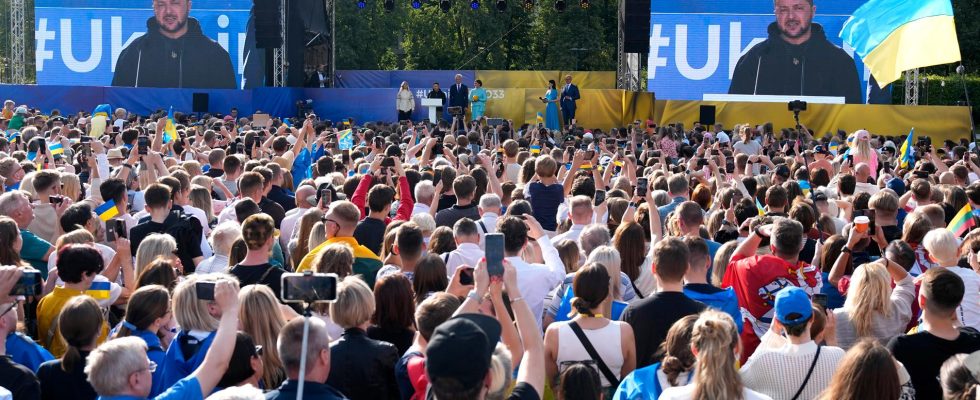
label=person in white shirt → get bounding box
[413,180,435,216]
[502,140,522,183]
[740,287,845,400]
[553,196,592,245]
[279,185,316,250]
[853,163,880,196]
[497,215,566,326]
[660,310,773,400]
[924,228,980,330]
[443,218,484,278]
[476,193,501,247]
[196,221,241,274]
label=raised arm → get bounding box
[191,279,240,397]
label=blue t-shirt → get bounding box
[5,332,54,372]
[96,376,202,400]
[526,181,564,231]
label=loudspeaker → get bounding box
[255,0,283,49]
[192,93,209,113]
[624,0,651,54]
[699,105,716,126]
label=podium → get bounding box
[421,98,443,124]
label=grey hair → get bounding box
[278,316,331,375]
[85,337,148,396]
[0,190,29,216]
[209,221,243,257]
[479,193,502,211]
[578,224,611,255]
[415,180,435,205]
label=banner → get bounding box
[648,0,892,104]
[35,0,256,89]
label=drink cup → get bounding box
[854,216,870,233]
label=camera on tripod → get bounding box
[787,100,807,129]
[280,271,338,304]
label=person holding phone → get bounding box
[495,215,566,327]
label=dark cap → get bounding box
[775,164,791,178]
[216,332,261,388]
[813,145,830,155]
[425,313,502,388]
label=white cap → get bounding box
[583,132,594,141]
[717,131,730,143]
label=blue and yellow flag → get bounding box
[163,106,178,143]
[48,143,64,155]
[536,112,544,123]
[840,0,961,87]
[95,200,119,222]
[899,128,915,169]
[86,281,111,300]
[799,180,811,197]
[756,197,766,216]
[530,145,541,154]
[92,104,112,119]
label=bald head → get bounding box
[295,185,317,208]
[570,196,594,224]
[854,163,871,182]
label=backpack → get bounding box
[164,209,204,272]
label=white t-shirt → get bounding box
[660,384,773,400]
[945,266,980,330]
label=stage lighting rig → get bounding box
[495,0,507,11]
[522,0,533,10]
[412,0,422,8]
[440,0,451,11]
[579,0,589,8]
[554,0,565,12]
[384,0,394,11]
[470,0,480,9]
[357,0,366,8]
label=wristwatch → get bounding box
[754,227,769,239]
[842,246,853,254]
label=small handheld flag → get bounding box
[948,204,976,237]
[163,106,178,143]
[899,128,915,169]
[799,180,811,197]
[48,143,64,156]
[755,198,766,216]
[530,145,541,154]
[86,281,112,300]
[92,104,112,119]
[95,200,120,222]
[536,112,544,123]
[338,129,354,150]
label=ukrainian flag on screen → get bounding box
[840,0,961,87]
[95,200,119,222]
[86,281,111,300]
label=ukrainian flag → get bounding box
[756,197,766,216]
[95,200,119,222]
[92,104,111,118]
[899,128,915,169]
[840,0,961,87]
[530,145,541,154]
[338,129,354,150]
[799,180,811,197]
[536,112,544,123]
[86,281,111,300]
[48,143,64,156]
[163,106,178,143]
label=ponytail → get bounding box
[690,311,743,400]
[61,342,83,372]
[568,296,599,318]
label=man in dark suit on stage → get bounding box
[447,74,469,120]
[560,74,581,126]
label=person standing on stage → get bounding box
[397,81,415,122]
[560,75,580,126]
[470,80,488,121]
[448,74,470,120]
[543,80,561,131]
[427,83,447,118]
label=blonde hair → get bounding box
[487,343,514,400]
[182,161,203,177]
[585,245,622,300]
[292,209,324,265]
[844,262,893,338]
[84,337,148,396]
[330,277,375,329]
[239,285,287,389]
[712,241,739,286]
[54,228,95,249]
[189,185,214,223]
[690,310,743,400]
[924,228,959,264]
[135,233,177,277]
[61,174,81,202]
[308,221,326,252]
[534,155,558,178]
[172,274,222,332]
[209,221,242,258]
[19,171,37,199]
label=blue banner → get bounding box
[35,0,252,88]
[647,0,890,104]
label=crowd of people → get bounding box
[2,99,980,400]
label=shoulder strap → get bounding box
[791,345,822,400]
[478,221,488,234]
[630,279,644,300]
[258,264,277,284]
[568,321,620,386]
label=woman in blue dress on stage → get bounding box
[543,80,560,131]
[470,80,488,120]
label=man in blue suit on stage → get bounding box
[448,74,469,121]
[560,74,580,126]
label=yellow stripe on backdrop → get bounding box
[654,100,973,143]
[862,15,961,88]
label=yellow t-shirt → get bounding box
[36,287,109,358]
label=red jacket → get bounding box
[351,174,414,223]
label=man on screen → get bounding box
[113,0,236,89]
[728,0,861,104]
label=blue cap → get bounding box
[887,177,906,197]
[774,287,812,325]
